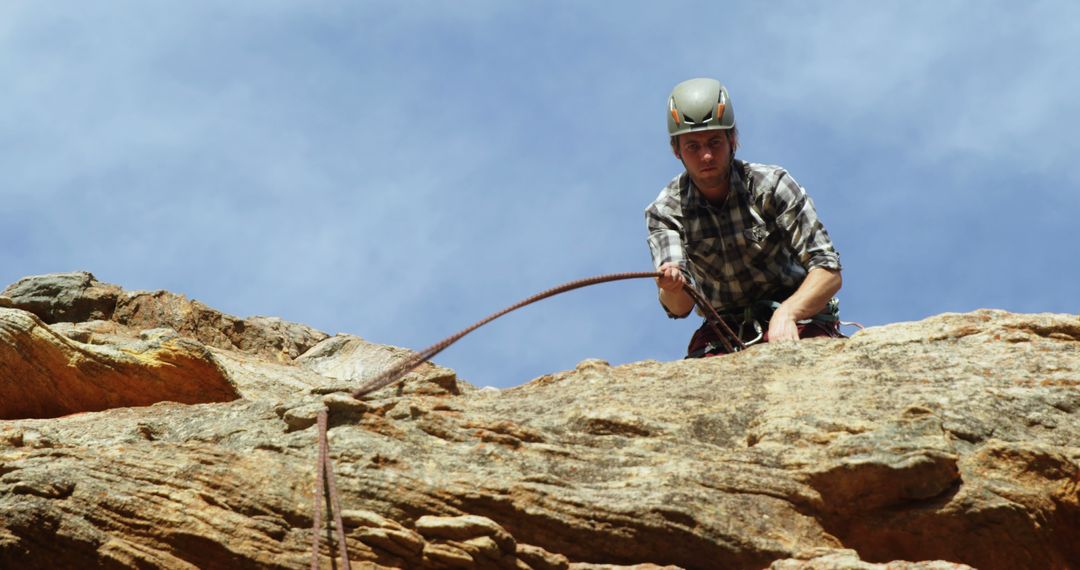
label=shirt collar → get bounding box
[681,159,747,210]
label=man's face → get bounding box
[674,129,733,192]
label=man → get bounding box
[646,77,843,357]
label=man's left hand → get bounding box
[767,307,800,342]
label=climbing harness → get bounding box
[687,297,861,358]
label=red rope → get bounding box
[313,270,746,567]
[350,271,744,399]
[310,409,351,570]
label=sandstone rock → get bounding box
[2,272,330,362]
[298,334,463,396]
[517,543,569,570]
[355,525,426,560]
[568,564,681,570]
[416,515,517,554]
[208,347,336,401]
[281,402,324,432]
[423,541,476,567]
[1,281,1077,570]
[769,548,975,569]
[2,271,122,323]
[322,392,374,417]
[0,308,238,419]
[113,290,328,361]
[47,319,126,345]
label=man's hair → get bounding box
[670,125,740,157]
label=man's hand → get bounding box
[656,262,687,292]
[768,268,842,343]
[656,262,695,317]
[767,306,800,342]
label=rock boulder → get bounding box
[2,271,121,324]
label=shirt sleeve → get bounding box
[645,202,696,319]
[769,170,842,272]
[646,205,685,270]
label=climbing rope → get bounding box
[313,271,744,567]
[310,409,351,570]
[310,271,864,566]
[349,271,744,399]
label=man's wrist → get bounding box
[659,289,694,317]
[773,303,796,321]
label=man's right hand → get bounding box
[656,262,695,317]
[656,262,687,292]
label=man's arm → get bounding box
[656,261,695,317]
[763,168,842,342]
[768,267,842,342]
[646,189,696,319]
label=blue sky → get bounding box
[3,2,1078,389]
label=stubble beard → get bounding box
[689,159,731,198]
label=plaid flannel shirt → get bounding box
[645,160,841,318]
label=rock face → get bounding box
[0,273,1077,569]
[3,272,329,362]
[0,309,238,419]
[2,272,122,324]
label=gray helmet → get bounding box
[667,78,735,137]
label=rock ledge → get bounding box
[0,273,1077,569]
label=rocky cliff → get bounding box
[0,272,1076,569]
